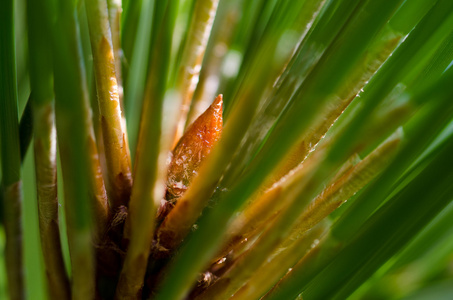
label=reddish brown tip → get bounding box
[166,95,223,201]
[212,94,223,113]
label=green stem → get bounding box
[115,1,179,298]
[121,0,142,64]
[26,0,71,297]
[0,95,32,227]
[107,0,124,106]
[185,1,240,127]
[85,0,132,210]
[0,0,24,298]
[171,0,220,145]
[49,0,110,298]
[123,0,154,162]
[33,105,71,300]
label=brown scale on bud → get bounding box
[165,94,223,203]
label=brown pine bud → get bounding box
[166,95,223,202]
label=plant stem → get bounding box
[49,0,110,297]
[185,1,240,127]
[33,105,71,300]
[107,0,124,106]
[172,0,220,146]
[121,0,142,64]
[85,0,132,210]
[1,183,23,300]
[0,96,33,227]
[26,0,71,297]
[115,1,179,298]
[0,0,24,298]
[123,0,155,161]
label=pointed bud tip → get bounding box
[211,94,223,113]
[167,95,224,200]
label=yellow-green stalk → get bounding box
[85,0,132,210]
[172,0,220,146]
[185,2,240,127]
[107,0,124,106]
